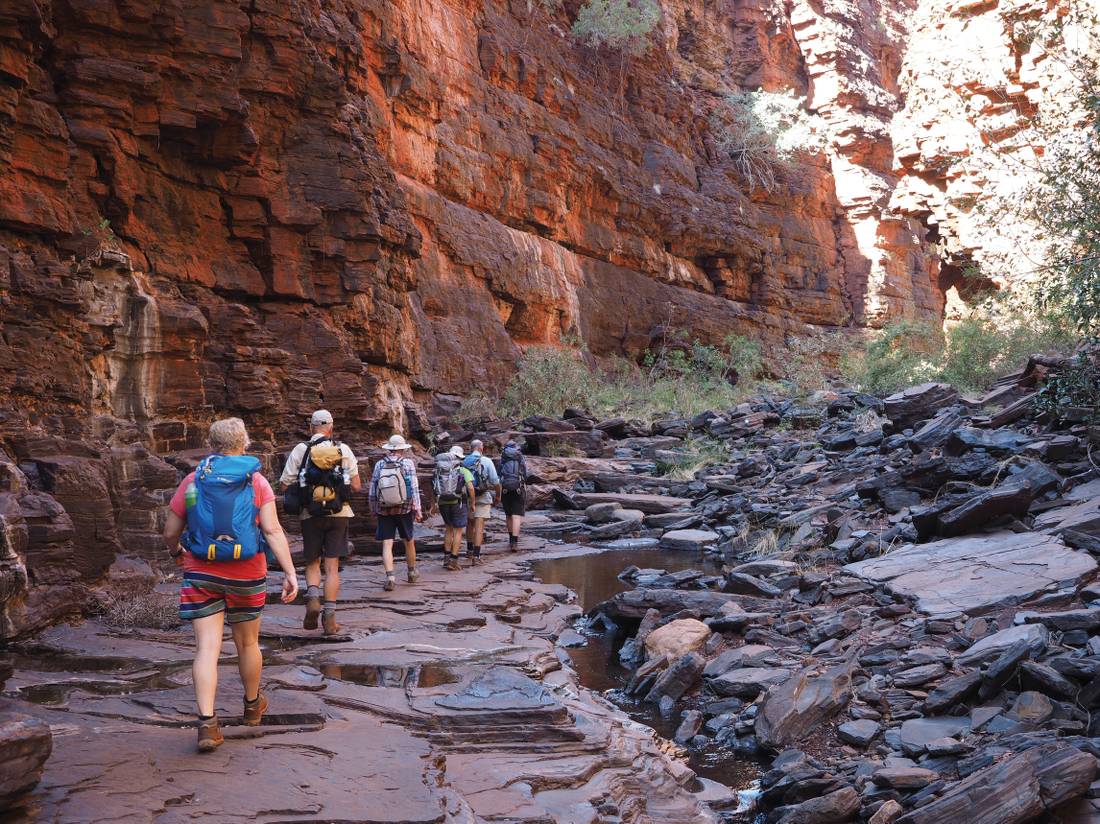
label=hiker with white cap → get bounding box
[369,434,423,591]
[279,409,361,635]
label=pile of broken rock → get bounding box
[464,369,1100,823]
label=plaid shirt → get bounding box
[368,455,421,516]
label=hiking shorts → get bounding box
[301,516,351,561]
[376,512,415,541]
[439,502,468,528]
[501,490,526,517]
[473,502,492,520]
[179,562,267,624]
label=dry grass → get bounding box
[656,438,730,480]
[92,579,180,630]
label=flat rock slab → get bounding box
[899,717,971,756]
[660,529,720,551]
[571,492,692,514]
[958,623,1049,666]
[1036,496,1100,539]
[844,532,1096,615]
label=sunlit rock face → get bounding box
[889,0,1096,308]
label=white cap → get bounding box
[311,409,333,426]
[382,434,411,451]
[449,445,465,458]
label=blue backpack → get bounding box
[462,454,491,493]
[183,455,264,562]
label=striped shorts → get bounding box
[180,565,267,623]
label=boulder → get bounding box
[644,652,705,704]
[896,743,1096,824]
[725,572,782,597]
[899,717,970,757]
[776,787,860,824]
[600,589,743,622]
[884,383,959,429]
[958,623,1048,666]
[674,710,703,744]
[703,644,778,677]
[893,662,947,688]
[938,482,1037,537]
[643,618,711,662]
[870,800,904,824]
[585,502,622,524]
[660,529,720,551]
[1024,608,1100,632]
[0,712,52,808]
[945,427,1031,456]
[709,667,792,699]
[755,660,856,750]
[872,767,938,789]
[731,559,799,577]
[572,492,692,514]
[924,670,982,713]
[837,719,881,747]
[1009,691,1054,724]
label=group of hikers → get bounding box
[161,410,529,751]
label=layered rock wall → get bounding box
[2,0,1076,635]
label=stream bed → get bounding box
[532,548,766,795]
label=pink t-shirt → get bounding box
[170,471,276,576]
[169,471,276,517]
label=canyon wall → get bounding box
[0,0,1072,635]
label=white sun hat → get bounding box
[449,445,465,458]
[381,434,411,451]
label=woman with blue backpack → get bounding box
[162,417,299,753]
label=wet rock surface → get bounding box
[1,540,718,823]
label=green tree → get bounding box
[571,0,660,55]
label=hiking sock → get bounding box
[198,713,215,721]
[473,546,482,559]
[244,694,260,706]
[509,535,518,547]
[322,601,337,615]
[307,585,322,600]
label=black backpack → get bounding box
[285,438,348,517]
[499,445,526,493]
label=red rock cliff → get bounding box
[0,0,947,635]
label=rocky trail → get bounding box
[5,362,1100,823]
[0,537,735,823]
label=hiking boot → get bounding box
[303,596,321,630]
[383,573,396,592]
[243,692,268,726]
[197,716,223,752]
[407,566,420,584]
[322,611,341,635]
[444,555,460,571]
[472,549,483,566]
[509,537,519,553]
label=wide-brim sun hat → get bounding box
[381,434,411,451]
[449,445,465,458]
